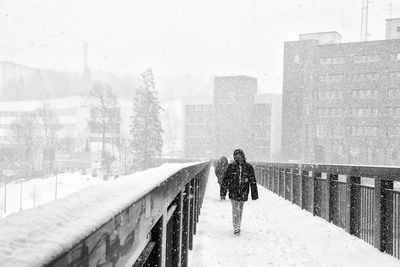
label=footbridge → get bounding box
[1,160,400,266]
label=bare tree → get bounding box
[36,102,61,148]
[89,82,120,179]
[36,102,61,172]
[11,114,40,175]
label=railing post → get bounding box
[374,178,383,251]
[146,212,166,266]
[299,169,304,209]
[325,173,335,222]
[278,167,282,196]
[181,184,190,267]
[276,166,280,196]
[383,180,394,255]
[268,167,272,190]
[272,166,276,193]
[290,169,294,203]
[346,176,361,236]
[283,168,287,199]
[271,166,275,191]
[189,178,195,250]
[196,175,200,221]
[172,191,183,266]
[374,179,394,252]
[262,167,267,187]
[312,171,321,216]
[195,176,199,225]
[161,210,167,267]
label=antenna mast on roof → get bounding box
[387,2,393,39]
[360,0,370,41]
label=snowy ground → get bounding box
[0,172,105,218]
[189,168,400,267]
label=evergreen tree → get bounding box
[129,69,163,170]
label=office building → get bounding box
[282,19,400,165]
[184,76,280,161]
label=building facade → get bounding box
[282,19,400,165]
[183,97,214,160]
[0,96,134,172]
[214,76,257,158]
[184,76,279,161]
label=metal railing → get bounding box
[50,161,209,267]
[252,162,400,260]
[151,158,200,168]
[1,161,210,267]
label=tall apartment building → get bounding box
[282,18,400,165]
[184,76,279,161]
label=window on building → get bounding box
[390,53,400,61]
[397,26,400,32]
[329,74,344,82]
[350,107,378,117]
[387,107,400,116]
[318,74,344,83]
[294,55,300,63]
[320,57,330,64]
[389,72,400,80]
[333,57,345,64]
[353,73,364,81]
[366,72,379,81]
[319,57,345,64]
[387,88,400,98]
[353,72,378,81]
[316,124,326,138]
[351,89,377,99]
[350,126,378,136]
[318,108,343,117]
[318,90,343,100]
[387,126,400,136]
[354,54,380,63]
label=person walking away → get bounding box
[214,156,229,200]
[222,149,258,235]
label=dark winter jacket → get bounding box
[221,161,258,202]
[214,157,228,184]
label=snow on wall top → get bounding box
[0,162,203,267]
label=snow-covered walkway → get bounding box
[189,168,400,267]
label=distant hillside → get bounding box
[0,62,212,101]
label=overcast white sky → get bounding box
[0,0,399,93]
